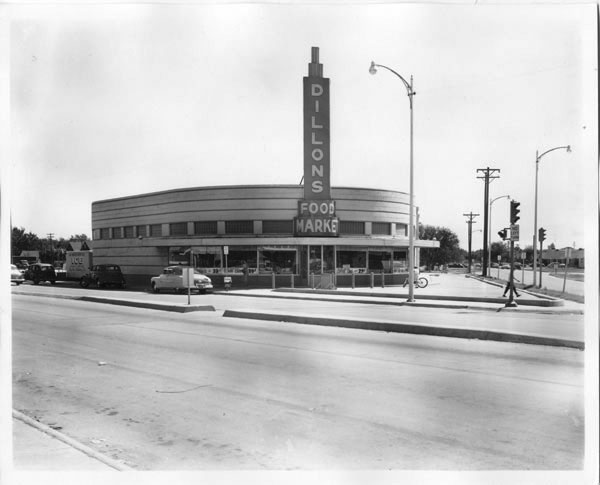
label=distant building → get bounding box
[66,240,92,252]
[541,247,584,268]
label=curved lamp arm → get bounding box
[369,61,415,104]
[537,145,571,162]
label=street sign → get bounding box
[497,255,501,261]
[510,224,520,241]
[224,245,229,255]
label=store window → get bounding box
[336,248,367,274]
[258,246,297,273]
[225,246,257,273]
[170,222,187,236]
[168,246,222,273]
[339,221,365,235]
[112,227,123,239]
[194,221,217,235]
[368,249,393,271]
[262,220,293,234]
[225,220,253,234]
[194,246,222,273]
[137,225,147,238]
[124,226,134,238]
[150,224,162,237]
[100,228,110,240]
[372,222,391,235]
[392,250,408,272]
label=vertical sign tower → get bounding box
[296,47,338,236]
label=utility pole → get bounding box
[463,212,479,273]
[477,167,500,278]
[47,233,54,264]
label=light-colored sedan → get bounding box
[151,266,213,294]
[11,264,25,285]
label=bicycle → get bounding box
[403,274,429,288]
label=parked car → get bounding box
[23,263,57,285]
[447,263,465,268]
[500,264,511,269]
[10,264,25,285]
[151,266,213,294]
[80,264,126,288]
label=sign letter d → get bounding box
[311,84,323,96]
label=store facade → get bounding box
[90,47,439,288]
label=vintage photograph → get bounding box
[1,1,597,484]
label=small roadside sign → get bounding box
[510,224,520,241]
[224,245,229,255]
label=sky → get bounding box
[4,1,597,251]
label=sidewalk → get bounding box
[12,410,130,471]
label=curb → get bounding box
[15,291,216,313]
[222,310,585,350]
[217,290,582,314]
[269,287,564,307]
[79,296,216,313]
[13,409,133,471]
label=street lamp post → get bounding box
[488,195,510,278]
[369,61,416,302]
[533,145,571,288]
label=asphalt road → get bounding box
[12,294,584,470]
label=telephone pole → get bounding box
[463,212,479,273]
[477,167,500,277]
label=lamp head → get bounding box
[566,145,571,153]
[369,61,377,75]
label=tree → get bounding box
[490,241,510,262]
[70,234,89,241]
[418,225,463,270]
[11,227,40,257]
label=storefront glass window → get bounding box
[258,247,297,274]
[336,249,367,274]
[323,246,335,273]
[168,246,223,273]
[392,250,408,272]
[226,246,257,274]
[309,246,322,274]
[369,250,392,272]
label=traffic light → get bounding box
[498,228,508,240]
[538,227,546,242]
[510,200,521,224]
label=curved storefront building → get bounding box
[91,47,438,288]
[92,184,438,288]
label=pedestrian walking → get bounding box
[502,276,520,297]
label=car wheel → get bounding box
[33,279,39,285]
[80,278,89,288]
[152,282,159,293]
[200,289,207,295]
[50,280,56,285]
[15,282,21,286]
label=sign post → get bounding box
[224,245,229,274]
[182,267,193,305]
